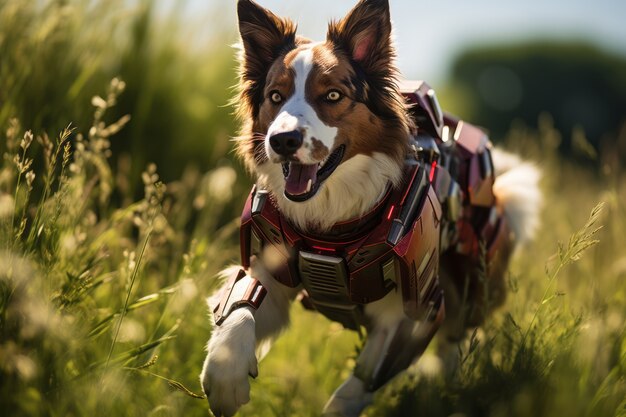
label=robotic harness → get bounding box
[213,81,511,387]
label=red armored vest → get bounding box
[239,81,509,332]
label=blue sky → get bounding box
[176,0,626,87]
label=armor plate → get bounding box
[228,82,508,340]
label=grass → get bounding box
[1,80,624,417]
[0,0,239,187]
[1,1,625,416]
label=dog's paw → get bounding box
[200,307,258,417]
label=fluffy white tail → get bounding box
[491,148,542,244]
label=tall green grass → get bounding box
[2,81,623,416]
[366,119,626,417]
[0,0,239,186]
[0,79,238,416]
[1,1,624,416]
[241,117,626,417]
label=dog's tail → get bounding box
[491,148,542,245]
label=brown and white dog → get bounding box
[200,1,541,416]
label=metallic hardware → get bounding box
[414,135,441,164]
[213,268,267,326]
[480,147,494,179]
[426,88,443,128]
[399,80,443,139]
[381,257,397,287]
[251,189,268,215]
[298,251,363,330]
[238,82,509,337]
[416,249,433,277]
[453,121,464,141]
[441,125,451,143]
[387,167,428,245]
[299,252,346,300]
[446,181,462,222]
[250,229,262,257]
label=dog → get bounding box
[200,1,542,416]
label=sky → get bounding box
[176,0,626,88]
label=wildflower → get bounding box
[91,95,107,109]
[124,250,137,271]
[20,130,33,151]
[62,142,72,169]
[5,118,20,151]
[110,77,126,95]
[13,154,33,174]
[152,214,168,233]
[25,171,35,189]
[37,133,53,163]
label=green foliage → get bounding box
[0,79,238,416]
[365,120,626,417]
[3,81,618,417]
[0,2,624,416]
[447,41,626,152]
[0,0,239,186]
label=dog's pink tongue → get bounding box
[285,163,317,195]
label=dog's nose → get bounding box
[269,130,303,156]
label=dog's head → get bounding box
[235,0,412,225]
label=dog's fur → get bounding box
[200,1,542,416]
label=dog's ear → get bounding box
[327,0,392,70]
[327,0,407,125]
[237,0,296,82]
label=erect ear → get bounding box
[237,0,296,82]
[327,0,392,69]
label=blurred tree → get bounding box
[448,41,626,153]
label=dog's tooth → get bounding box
[306,179,312,193]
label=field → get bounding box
[1,1,625,417]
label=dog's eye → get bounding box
[325,90,343,103]
[269,91,283,104]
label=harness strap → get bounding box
[213,268,267,326]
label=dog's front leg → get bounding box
[323,319,435,417]
[323,291,441,417]
[200,261,298,417]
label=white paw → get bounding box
[200,307,258,417]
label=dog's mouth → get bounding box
[282,145,345,202]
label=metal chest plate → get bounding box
[298,251,364,330]
[235,81,511,339]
